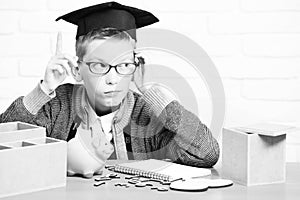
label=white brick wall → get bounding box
[0,11,19,34]
[241,79,300,100]
[0,35,51,56]
[214,57,300,78]
[0,77,40,99]
[243,35,300,57]
[19,57,49,77]
[0,0,300,162]
[142,0,239,12]
[20,12,65,33]
[241,0,300,12]
[208,13,300,34]
[0,59,18,78]
[0,0,46,11]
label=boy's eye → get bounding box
[120,63,129,67]
[118,63,135,68]
[92,62,107,68]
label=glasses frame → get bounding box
[78,60,138,75]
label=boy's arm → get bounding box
[0,32,78,136]
[0,82,55,135]
[142,86,220,168]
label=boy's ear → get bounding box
[71,64,83,82]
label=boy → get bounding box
[0,2,219,178]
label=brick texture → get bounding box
[0,0,46,10]
[241,0,300,12]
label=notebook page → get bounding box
[117,159,172,171]
[152,162,211,179]
[116,159,211,180]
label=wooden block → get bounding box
[0,122,67,198]
[222,125,287,186]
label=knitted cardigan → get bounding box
[0,83,219,168]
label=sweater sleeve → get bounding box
[142,86,220,168]
[0,83,74,139]
[23,82,55,115]
[0,83,56,135]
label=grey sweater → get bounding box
[0,83,219,167]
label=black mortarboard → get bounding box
[55,1,159,40]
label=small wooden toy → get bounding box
[169,178,233,192]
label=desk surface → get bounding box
[2,162,300,200]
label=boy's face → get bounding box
[79,38,135,113]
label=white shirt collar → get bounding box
[98,111,117,136]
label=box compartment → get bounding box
[0,121,45,143]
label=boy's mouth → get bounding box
[104,91,122,97]
[104,90,121,94]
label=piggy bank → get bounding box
[67,125,114,178]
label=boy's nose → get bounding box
[105,68,119,85]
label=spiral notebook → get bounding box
[113,159,211,182]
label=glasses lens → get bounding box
[90,62,108,74]
[117,63,136,75]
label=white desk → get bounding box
[2,163,300,200]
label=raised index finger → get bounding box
[55,32,62,55]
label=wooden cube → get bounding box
[222,123,291,186]
[0,122,67,198]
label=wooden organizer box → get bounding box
[222,123,294,186]
[0,121,67,198]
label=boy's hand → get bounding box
[133,57,151,94]
[41,32,78,92]
[133,58,178,101]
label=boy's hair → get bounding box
[75,27,135,60]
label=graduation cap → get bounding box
[56,1,159,40]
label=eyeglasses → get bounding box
[78,60,138,75]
